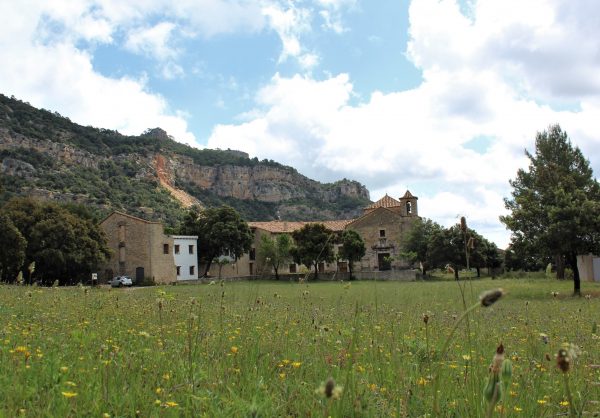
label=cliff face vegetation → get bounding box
[0,94,371,226]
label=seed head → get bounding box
[556,349,570,373]
[480,289,505,307]
[422,314,430,325]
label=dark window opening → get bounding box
[189,245,194,254]
[249,248,256,261]
[379,229,386,237]
[163,244,169,254]
[176,266,181,276]
[189,265,195,275]
[174,245,180,254]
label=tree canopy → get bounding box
[501,125,600,295]
[338,229,366,279]
[0,198,110,285]
[290,223,335,280]
[257,233,293,280]
[180,205,253,277]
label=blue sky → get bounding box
[1,0,599,248]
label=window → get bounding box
[289,264,297,273]
[379,229,386,238]
[163,244,169,254]
[189,265,195,276]
[189,245,194,254]
[174,245,180,254]
[176,266,181,276]
[118,224,126,242]
[406,201,412,214]
[249,248,256,261]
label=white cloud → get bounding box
[262,3,312,64]
[207,0,600,247]
[125,22,179,60]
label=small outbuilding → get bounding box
[577,254,600,282]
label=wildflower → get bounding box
[164,401,178,407]
[479,289,505,307]
[462,354,471,361]
[279,373,286,379]
[537,399,547,405]
[552,291,559,298]
[514,406,522,412]
[292,361,302,368]
[230,346,238,354]
[422,314,429,325]
[559,400,569,407]
[65,381,77,387]
[539,333,549,344]
[60,366,69,373]
[61,391,78,398]
[315,378,343,400]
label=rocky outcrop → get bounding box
[0,128,100,169]
[166,154,370,203]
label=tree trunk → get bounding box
[568,252,581,296]
[476,266,481,278]
[348,262,354,280]
[555,254,565,279]
[313,263,319,280]
[454,266,459,280]
[274,266,279,280]
[202,257,213,278]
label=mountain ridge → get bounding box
[0,94,371,226]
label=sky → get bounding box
[1,0,600,248]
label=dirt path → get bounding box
[154,154,202,208]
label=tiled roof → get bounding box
[248,219,354,233]
[101,211,162,225]
[365,194,402,209]
[402,190,417,199]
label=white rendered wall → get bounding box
[172,236,198,280]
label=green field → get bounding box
[1,278,599,417]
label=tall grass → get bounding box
[1,279,599,416]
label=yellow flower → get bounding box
[537,399,547,405]
[61,391,78,398]
[155,387,162,395]
[559,401,569,407]
[165,401,178,407]
[60,366,69,373]
[230,346,238,354]
[417,377,428,386]
[15,346,28,353]
[65,381,77,387]
[514,406,523,412]
[462,354,471,361]
[279,373,286,379]
[162,373,170,381]
[292,361,302,368]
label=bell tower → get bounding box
[399,190,418,216]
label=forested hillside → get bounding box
[0,94,371,226]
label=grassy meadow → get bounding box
[1,278,599,417]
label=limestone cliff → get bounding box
[0,94,371,224]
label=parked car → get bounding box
[110,276,133,287]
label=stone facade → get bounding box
[215,191,419,278]
[100,212,176,284]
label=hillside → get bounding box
[0,94,371,226]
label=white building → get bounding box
[171,235,198,281]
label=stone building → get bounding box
[346,191,419,271]
[214,191,419,278]
[100,211,176,284]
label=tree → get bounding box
[402,218,443,277]
[428,225,466,279]
[0,214,27,281]
[1,198,110,285]
[181,205,252,277]
[338,229,366,280]
[257,233,293,280]
[501,125,600,295]
[290,223,335,280]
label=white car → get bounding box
[110,276,133,287]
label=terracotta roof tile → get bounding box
[365,194,402,209]
[248,219,354,233]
